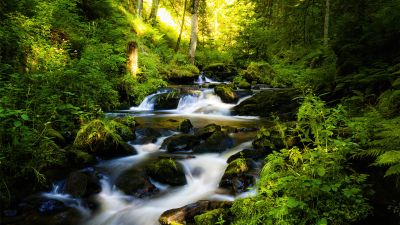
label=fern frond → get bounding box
[353,148,389,159]
[372,151,400,166]
[385,164,400,177]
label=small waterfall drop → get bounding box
[130,90,169,111]
[194,73,219,84]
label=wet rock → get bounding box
[65,171,101,198]
[161,134,200,152]
[233,89,300,120]
[134,127,162,144]
[219,158,258,195]
[145,158,187,186]
[203,63,238,81]
[179,119,193,133]
[91,140,137,159]
[193,131,234,154]
[214,85,239,103]
[154,92,181,110]
[37,199,66,215]
[159,200,232,225]
[194,124,222,139]
[227,148,269,163]
[115,169,158,197]
[65,149,97,168]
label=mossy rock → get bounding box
[194,124,222,139]
[227,148,269,163]
[192,131,234,154]
[65,171,101,198]
[161,64,200,84]
[242,61,276,84]
[219,158,257,195]
[179,119,193,133]
[194,208,225,225]
[74,118,137,159]
[214,85,239,103]
[145,158,187,186]
[159,200,232,225]
[252,124,300,150]
[203,63,238,81]
[154,92,181,110]
[161,134,200,152]
[115,169,158,197]
[65,149,97,168]
[233,89,300,120]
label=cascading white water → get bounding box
[194,74,219,84]
[176,89,235,115]
[83,141,253,225]
[130,90,169,111]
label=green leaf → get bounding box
[317,218,328,225]
[317,167,326,177]
[21,114,30,121]
[13,120,22,127]
[287,197,299,208]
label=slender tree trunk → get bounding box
[137,0,143,17]
[149,0,160,21]
[323,0,330,46]
[175,0,188,52]
[127,41,138,78]
[189,0,200,64]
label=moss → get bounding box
[194,208,225,225]
[214,85,238,103]
[242,61,276,84]
[225,158,249,175]
[233,75,251,89]
[145,158,186,186]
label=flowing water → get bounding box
[39,80,264,225]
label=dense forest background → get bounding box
[1,0,400,224]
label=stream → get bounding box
[13,76,267,225]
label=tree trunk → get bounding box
[137,0,143,18]
[149,0,160,21]
[323,0,330,46]
[189,0,200,64]
[175,0,188,52]
[127,41,138,78]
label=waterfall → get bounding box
[130,90,169,111]
[194,74,219,84]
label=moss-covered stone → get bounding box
[242,61,276,84]
[214,85,239,103]
[161,64,200,84]
[115,169,158,197]
[179,119,193,133]
[194,123,222,139]
[233,89,300,120]
[194,208,225,225]
[193,131,234,154]
[159,200,232,225]
[145,158,187,186]
[161,134,200,152]
[154,92,181,110]
[65,149,97,168]
[203,63,238,81]
[65,171,101,198]
[219,158,257,195]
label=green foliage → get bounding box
[231,147,371,225]
[242,61,276,85]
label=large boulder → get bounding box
[233,89,300,120]
[214,85,239,103]
[134,127,162,144]
[179,119,193,133]
[115,169,158,197]
[203,63,238,81]
[192,131,234,154]
[145,158,187,186]
[154,92,181,110]
[219,158,258,195]
[159,200,232,225]
[65,171,101,198]
[161,134,200,152]
[194,124,222,139]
